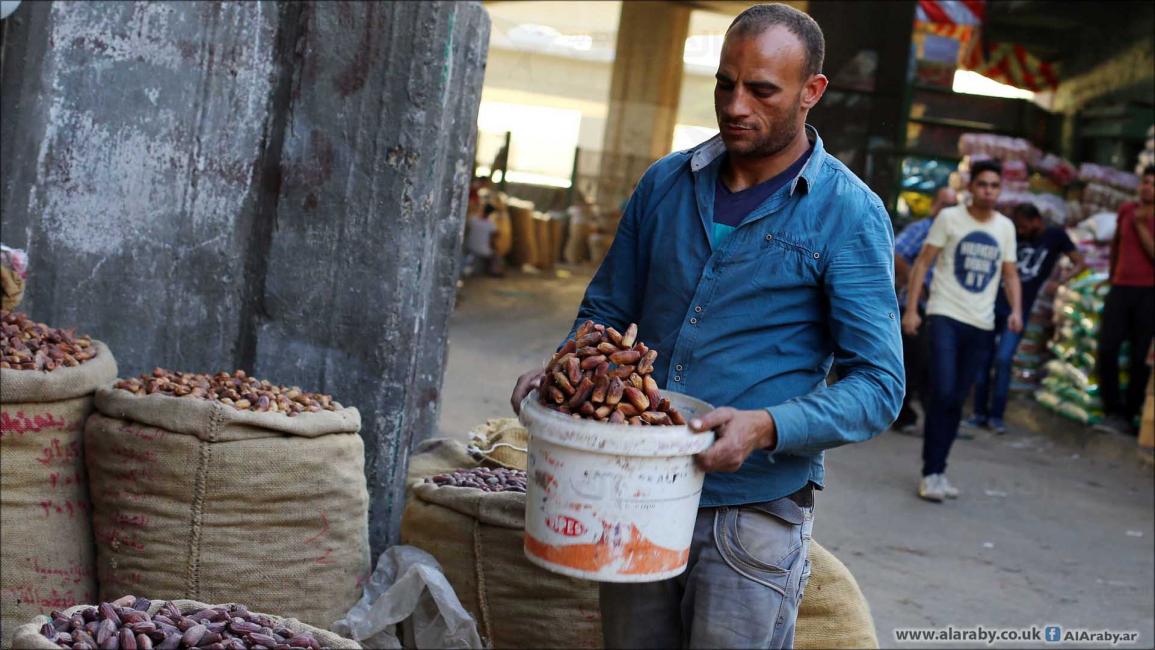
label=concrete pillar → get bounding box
[0,0,489,558]
[255,1,489,558]
[596,2,690,209]
[0,1,281,369]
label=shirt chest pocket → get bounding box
[749,232,822,290]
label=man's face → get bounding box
[969,171,1001,210]
[1140,173,1154,204]
[930,188,957,217]
[714,26,824,159]
[1014,213,1043,238]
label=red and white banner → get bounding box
[916,0,985,26]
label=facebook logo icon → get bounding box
[1045,626,1062,642]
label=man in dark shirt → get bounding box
[970,203,1085,432]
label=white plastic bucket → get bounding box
[519,390,715,582]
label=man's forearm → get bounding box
[1135,220,1155,260]
[1004,273,1022,315]
[905,259,929,312]
[894,255,911,290]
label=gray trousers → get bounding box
[600,499,814,649]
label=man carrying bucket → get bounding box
[512,4,903,648]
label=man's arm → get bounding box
[901,244,940,334]
[695,203,906,468]
[693,203,910,468]
[1002,261,1023,332]
[894,254,911,291]
[1134,216,1155,260]
[1059,249,1088,283]
[768,204,905,456]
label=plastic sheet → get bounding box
[333,546,482,649]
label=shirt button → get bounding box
[813,252,821,259]
[675,364,683,371]
[674,375,682,382]
[690,317,698,324]
[694,306,703,313]
[765,234,774,241]
[889,312,896,320]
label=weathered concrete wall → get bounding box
[0,1,489,555]
[1,1,281,370]
[253,1,488,557]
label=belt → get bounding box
[787,483,815,509]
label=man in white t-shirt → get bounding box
[902,159,1021,502]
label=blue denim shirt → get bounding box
[569,126,904,506]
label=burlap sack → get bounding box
[508,201,538,268]
[564,217,592,264]
[796,541,879,649]
[1,341,117,647]
[469,417,528,470]
[401,439,602,649]
[9,598,361,649]
[1,265,25,311]
[85,387,369,630]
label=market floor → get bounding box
[437,265,1155,649]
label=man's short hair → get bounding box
[970,159,1003,180]
[1013,203,1042,220]
[728,4,825,78]
[1144,164,1154,177]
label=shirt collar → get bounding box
[690,124,824,196]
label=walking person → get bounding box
[893,186,957,434]
[511,5,903,647]
[1095,165,1155,434]
[902,160,1021,502]
[969,203,1086,433]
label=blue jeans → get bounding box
[922,316,994,476]
[972,316,1023,421]
[600,500,814,649]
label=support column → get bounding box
[596,2,690,210]
[0,0,490,559]
[257,0,489,559]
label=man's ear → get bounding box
[801,73,829,110]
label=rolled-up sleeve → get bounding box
[767,196,906,456]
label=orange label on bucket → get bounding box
[547,515,588,537]
[526,523,689,575]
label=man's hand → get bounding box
[510,368,547,415]
[1007,311,1024,333]
[902,309,922,336]
[690,407,777,473]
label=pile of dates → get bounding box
[114,369,341,417]
[1,310,97,371]
[539,320,684,425]
[426,467,527,493]
[37,596,335,649]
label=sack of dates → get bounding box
[401,438,602,649]
[795,541,879,649]
[85,370,369,630]
[1,311,117,646]
[10,596,361,649]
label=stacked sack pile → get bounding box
[0,246,369,644]
[1008,265,1062,394]
[1136,125,1154,177]
[1034,274,1122,425]
[1079,162,1140,217]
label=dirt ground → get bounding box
[438,265,1155,648]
